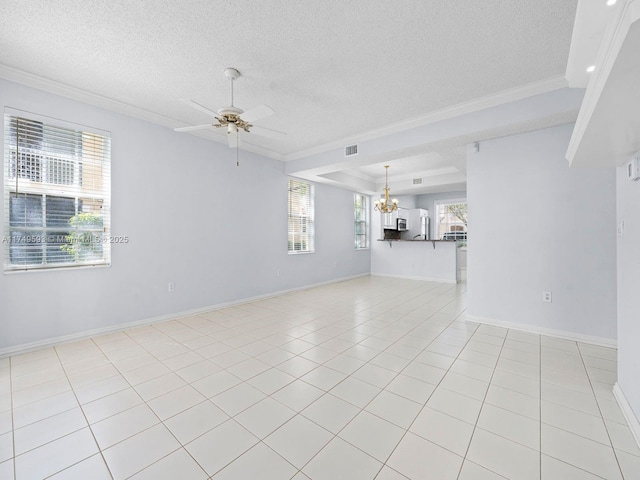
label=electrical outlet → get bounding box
[168,282,175,292]
[542,291,552,303]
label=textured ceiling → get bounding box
[0,0,578,163]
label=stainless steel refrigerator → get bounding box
[407,208,430,240]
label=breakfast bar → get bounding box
[371,238,459,283]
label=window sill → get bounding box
[4,262,111,274]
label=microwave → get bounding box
[397,218,407,231]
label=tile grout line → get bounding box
[576,342,626,479]
[538,341,619,479]
[61,335,191,479]
[105,319,295,478]
[347,284,473,477]
[454,325,509,480]
[6,345,123,478]
[362,309,483,477]
[50,342,116,480]
[269,282,468,478]
[109,328,219,479]
[109,304,372,479]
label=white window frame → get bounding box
[288,178,315,254]
[434,198,467,241]
[354,193,369,249]
[3,110,111,272]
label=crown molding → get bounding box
[0,64,178,127]
[0,64,569,166]
[285,75,569,162]
[0,64,285,161]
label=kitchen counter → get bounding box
[377,239,456,242]
[377,239,456,241]
[377,238,457,249]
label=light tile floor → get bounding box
[1,276,639,479]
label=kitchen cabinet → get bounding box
[382,210,398,229]
[382,207,408,229]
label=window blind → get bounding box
[288,178,314,253]
[3,112,111,271]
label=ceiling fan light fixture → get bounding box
[227,123,238,134]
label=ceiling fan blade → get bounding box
[241,104,275,123]
[249,125,287,139]
[174,124,213,132]
[179,98,219,117]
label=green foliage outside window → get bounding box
[61,212,103,260]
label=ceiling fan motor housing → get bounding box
[217,106,243,117]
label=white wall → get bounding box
[467,124,617,343]
[0,80,370,352]
[371,239,458,283]
[615,163,640,428]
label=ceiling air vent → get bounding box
[412,177,423,185]
[345,144,358,157]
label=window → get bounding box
[354,193,369,249]
[436,201,467,244]
[288,178,314,253]
[3,111,111,271]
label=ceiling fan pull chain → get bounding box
[236,131,240,167]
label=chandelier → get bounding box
[374,165,399,213]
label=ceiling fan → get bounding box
[174,67,286,149]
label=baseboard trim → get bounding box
[0,273,369,358]
[613,383,640,450]
[371,273,457,284]
[463,314,617,348]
